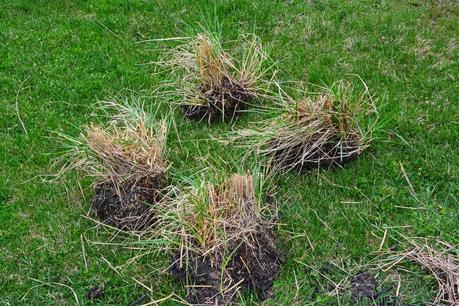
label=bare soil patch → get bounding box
[351,272,379,300]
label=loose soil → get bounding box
[91,175,164,231]
[182,76,253,123]
[351,272,379,300]
[86,285,104,300]
[270,135,361,171]
[170,227,283,304]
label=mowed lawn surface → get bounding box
[1,0,458,304]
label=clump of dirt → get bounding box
[86,285,104,300]
[92,175,164,231]
[170,251,224,304]
[227,227,283,299]
[182,76,253,123]
[170,228,283,304]
[270,134,362,171]
[351,272,379,300]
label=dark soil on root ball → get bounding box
[271,136,362,171]
[182,76,253,123]
[170,228,283,305]
[91,175,164,231]
[170,253,225,305]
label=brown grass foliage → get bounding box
[157,33,272,122]
[232,81,377,171]
[158,173,281,304]
[57,100,167,189]
[379,239,459,304]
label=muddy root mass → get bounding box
[92,175,164,231]
[170,228,283,305]
[182,77,253,123]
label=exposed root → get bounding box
[181,75,253,123]
[91,176,163,231]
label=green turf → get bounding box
[1,0,458,305]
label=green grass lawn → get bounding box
[1,0,458,305]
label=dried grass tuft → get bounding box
[57,99,167,190]
[55,99,169,230]
[231,81,378,171]
[179,174,269,254]
[156,33,272,122]
[156,172,281,304]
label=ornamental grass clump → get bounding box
[233,81,378,171]
[159,173,282,304]
[158,33,271,123]
[58,99,168,231]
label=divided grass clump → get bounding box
[158,33,271,123]
[159,172,282,304]
[57,99,168,231]
[233,81,378,171]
